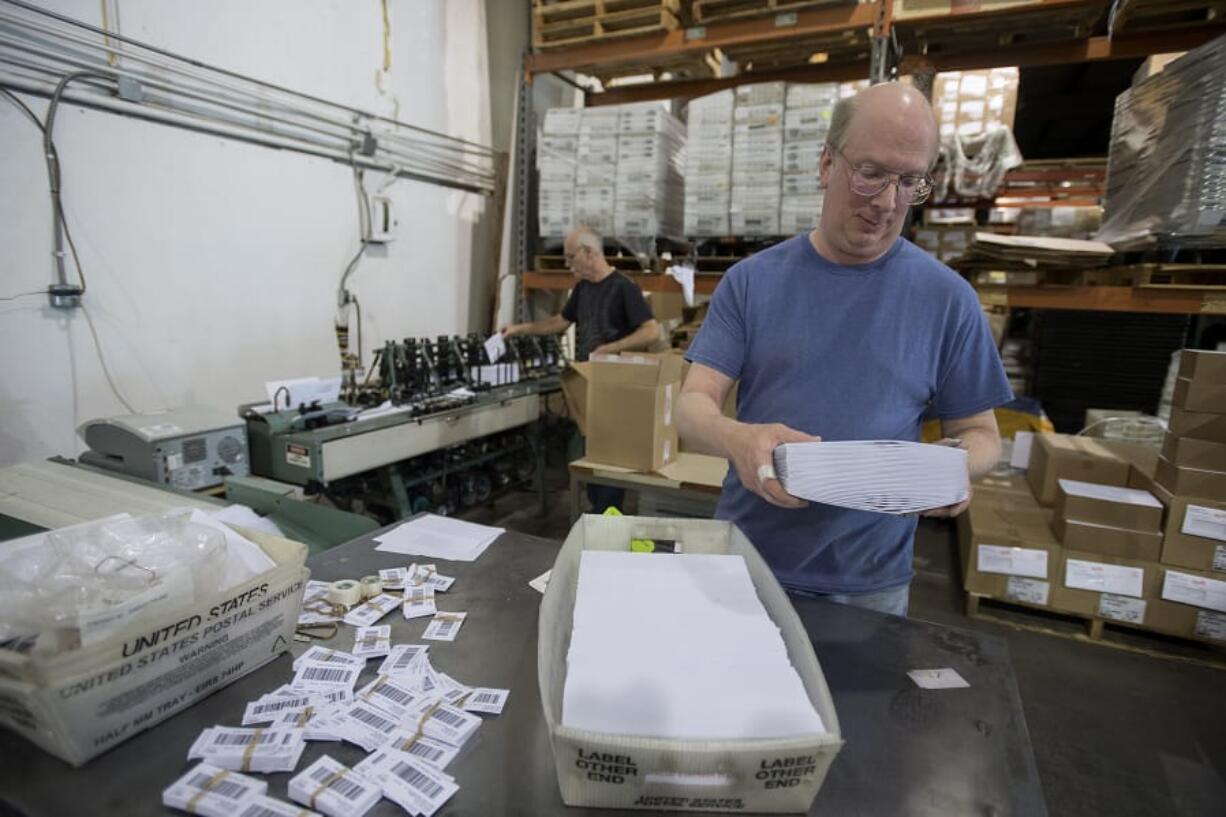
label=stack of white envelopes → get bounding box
[562,551,824,741]
[773,440,969,514]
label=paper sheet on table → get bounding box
[484,333,507,364]
[263,376,341,409]
[562,551,824,741]
[209,504,284,537]
[373,513,503,561]
[666,263,696,306]
[773,440,969,514]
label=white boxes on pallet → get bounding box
[542,107,582,135]
[735,80,787,107]
[0,527,309,766]
[786,82,840,108]
[685,90,734,237]
[781,195,824,233]
[539,515,842,813]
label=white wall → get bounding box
[0,0,498,467]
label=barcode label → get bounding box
[214,731,274,747]
[252,697,311,715]
[389,761,444,798]
[187,773,250,801]
[349,705,396,732]
[371,684,415,706]
[302,667,350,683]
[309,765,368,802]
[239,805,283,817]
[431,707,464,727]
[407,742,444,764]
[473,692,498,704]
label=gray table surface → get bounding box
[0,525,1047,816]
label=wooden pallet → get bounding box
[533,253,662,273]
[1072,264,1226,289]
[1110,0,1226,34]
[533,0,681,50]
[692,0,854,24]
[966,592,1226,666]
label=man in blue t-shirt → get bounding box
[678,82,1013,616]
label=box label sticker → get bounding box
[1005,576,1049,605]
[1195,610,1226,642]
[1065,559,1144,598]
[575,748,638,784]
[663,384,673,427]
[1162,570,1226,614]
[1098,594,1146,624]
[1183,505,1226,544]
[977,544,1048,579]
[1214,546,1226,574]
[285,444,310,469]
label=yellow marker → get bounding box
[630,538,655,553]
[602,506,622,517]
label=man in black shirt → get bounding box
[502,227,659,361]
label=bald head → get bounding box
[828,82,939,166]
[564,225,603,253]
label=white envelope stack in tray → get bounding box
[773,440,970,514]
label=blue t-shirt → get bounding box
[685,233,1013,594]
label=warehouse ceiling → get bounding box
[1013,59,1145,160]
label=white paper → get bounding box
[528,569,551,594]
[163,762,267,817]
[1065,559,1145,598]
[462,688,509,715]
[402,586,438,619]
[1182,505,1226,544]
[209,504,285,537]
[483,333,507,364]
[342,593,402,627]
[1009,431,1033,470]
[1004,576,1049,605]
[1195,610,1226,642]
[374,514,503,562]
[186,509,277,591]
[1058,479,1162,508]
[562,551,824,740]
[263,376,342,410]
[774,440,969,514]
[1162,570,1226,613]
[907,668,970,690]
[351,625,391,658]
[1098,594,1146,624]
[666,263,696,306]
[422,612,467,642]
[977,544,1049,579]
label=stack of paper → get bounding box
[562,551,824,740]
[187,726,306,773]
[373,514,503,562]
[773,440,969,514]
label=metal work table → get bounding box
[0,524,1046,816]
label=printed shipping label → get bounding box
[1183,505,1226,544]
[1098,594,1146,624]
[1004,576,1049,606]
[977,544,1048,579]
[1065,559,1144,598]
[1195,610,1226,642]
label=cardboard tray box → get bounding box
[1172,377,1226,414]
[1177,349,1226,384]
[0,526,309,766]
[1052,516,1164,562]
[1161,496,1226,574]
[1053,480,1163,532]
[1162,434,1226,472]
[1167,408,1226,445]
[1154,457,1226,500]
[539,515,842,813]
[1025,434,1130,506]
[587,354,684,472]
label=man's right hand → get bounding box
[500,324,521,336]
[727,423,820,509]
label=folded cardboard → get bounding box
[539,515,842,812]
[1177,348,1226,384]
[562,362,592,437]
[1053,479,1163,532]
[1162,434,1226,472]
[1167,408,1226,445]
[0,526,309,766]
[587,353,683,472]
[1161,496,1226,574]
[1026,434,1131,506]
[1154,456,1226,499]
[1172,377,1226,414]
[1052,516,1164,562]
[1049,551,1163,621]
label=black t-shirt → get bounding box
[561,272,654,361]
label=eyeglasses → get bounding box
[830,144,934,205]
[563,246,591,263]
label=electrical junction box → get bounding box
[78,406,249,491]
[368,194,397,242]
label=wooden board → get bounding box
[692,0,856,24]
[533,253,658,273]
[534,0,681,49]
[1110,0,1226,34]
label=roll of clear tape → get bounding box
[360,576,383,599]
[326,579,362,607]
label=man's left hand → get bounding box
[920,438,972,518]
[591,342,619,357]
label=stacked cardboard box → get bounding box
[585,352,683,471]
[730,82,785,236]
[932,68,1019,142]
[958,483,1061,608]
[538,108,581,238]
[684,90,734,237]
[1025,433,1132,506]
[614,103,685,239]
[779,83,835,235]
[1155,350,1226,502]
[574,108,620,236]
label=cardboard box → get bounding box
[1168,407,1226,445]
[539,515,843,812]
[648,292,687,323]
[586,353,683,472]
[1177,348,1226,383]
[1127,464,1173,507]
[561,362,591,437]
[1162,434,1226,472]
[1049,550,1163,622]
[1161,496,1226,574]
[1154,456,1226,500]
[1052,516,1164,562]
[1025,434,1131,506]
[1173,377,1226,414]
[1161,567,1226,616]
[974,472,1032,498]
[1053,479,1163,531]
[1142,598,1226,643]
[0,526,308,766]
[958,491,1060,605]
[1097,438,1161,480]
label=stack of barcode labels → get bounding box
[773,440,970,514]
[165,558,510,817]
